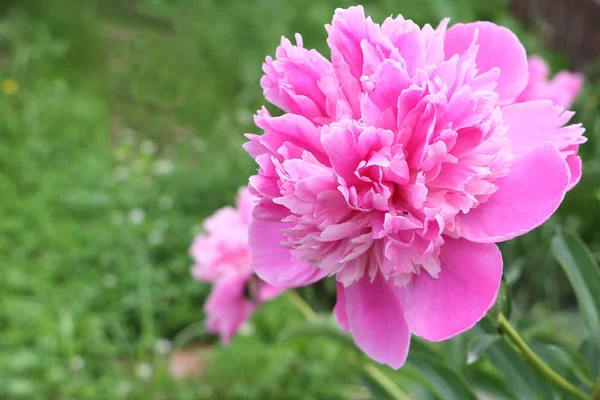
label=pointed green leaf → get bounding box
[485,341,559,399]
[467,333,500,365]
[551,231,600,348]
[464,364,515,400]
[580,340,600,389]
[530,342,571,377]
[277,315,357,351]
[405,344,478,400]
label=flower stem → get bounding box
[497,313,591,400]
[362,363,412,400]
[286,289,410,400]
[593,372,600,399]
[286,289,316,320]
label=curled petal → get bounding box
[333,282,350,331]
[459,144,569,243]
[404,237,502,341]
[502,100,585,190]
[205,273,255,345]
[344,273,411,369]
[444,21,528,104]
[258,281,285,302]
[565,153,582,190]
[249,219,327,287]
[261,34,334,121]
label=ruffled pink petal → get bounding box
[503,100,585,191]
[326,6,390,116]
[459,144,569,243]
[236,187,257,225]
[261,34,334,121]
[344,273,411,369]
[258,281,285,302]
[403,237,502,341]
[566,153,582,190]
[248,218,327,287]
[503,100,585,156]
[444,22,528,105]
[254,108,326,161]
[333,282,349,331]
[205,273,255,345]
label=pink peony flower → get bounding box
[190,187,284,344]
[244,6,587,368]
[516,55,583,108]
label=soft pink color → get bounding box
[516,55,583,108]
[513,57,584,188]
[245,6,585,368]
[190,187,284,344]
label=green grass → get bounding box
[0,0,598,398]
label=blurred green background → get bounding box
[0,0,599,399]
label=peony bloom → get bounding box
[245,6,586,368]
[516,55,583,108]
[190,187,284,344]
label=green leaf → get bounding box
[410,386,437,400]
[404,343,479,400]
[359,365,413,400]
[467,333,500,365]
[551,231,600,349]
[448,334,468,370]
[357,374,398,400]
[528,338,594,388]
[277,315,357,351]
[464,364,515,400]
[488,280,513,320]
[564,346,595,388]
[485,341,560,399]
[530,342,571,377]
[580,340,600,387]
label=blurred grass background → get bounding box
[0,0,598,399]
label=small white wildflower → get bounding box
[154,219,169,231]
[128,208,146,225]
[235,107,252,125]
[153,159,174,176]
[103,274,118,289]
[237,321,255,337]
[116,380,132,397]
[114,166,130,181]
[467,352,477,365]
[198,385,213,398]
[159,194,174,210]
[69,356,85,371]
[141,177,154,189]
[148,230,164,246]
[120,128,137,145]
[192,138,206,153]
[154,338,172,355]
[81,287,96,301]
[140,139,157,155]
[135,363,153,380]
[8,379,33,396]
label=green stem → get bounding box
[497,313,590,400]
[286,290,316,320]
[363,363,412,400]
[286,290,409,400]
